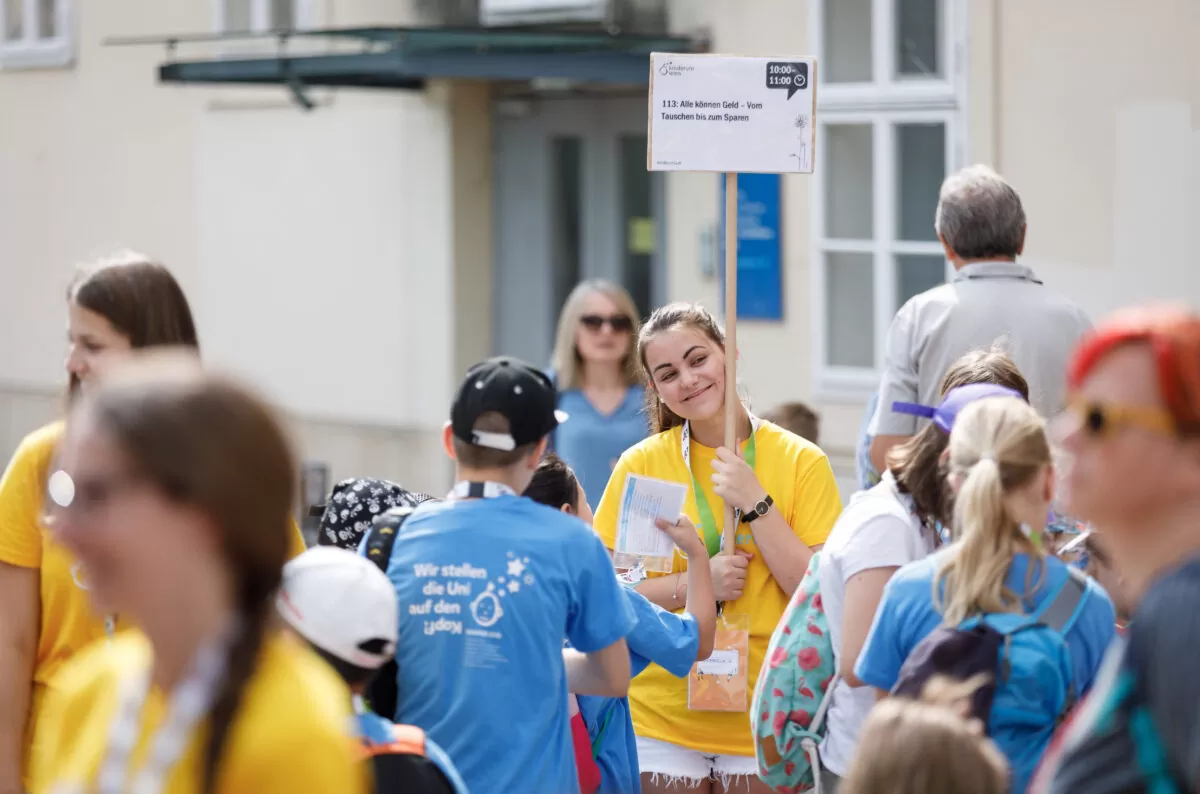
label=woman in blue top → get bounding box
[549,281,649,507]
[855,395,1115,794]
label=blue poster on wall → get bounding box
[719,173,783,321]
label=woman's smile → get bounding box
[682,383,715,403]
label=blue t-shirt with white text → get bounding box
[381,496,638,794]
[855,551,1115,695]
[577,588,699,794]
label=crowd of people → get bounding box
[0,163,1197,794]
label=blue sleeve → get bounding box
[854,577,918,691]
[424,736,472,794]
[1066,581,1116,696]
[565,530,638,653]
[622,589,700,678]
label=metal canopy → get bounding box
[106,25,701,106]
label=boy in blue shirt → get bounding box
[368,357,638,794]
[524,454,717,794]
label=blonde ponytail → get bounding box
[935,397,1052,625]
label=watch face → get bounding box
[755,501,769,515]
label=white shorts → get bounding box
[636,735,760,788]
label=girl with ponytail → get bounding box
[853,397,1115,782]
[28,352,363,794]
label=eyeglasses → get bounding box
[1066,398,1175,438]
[580,314,634,333]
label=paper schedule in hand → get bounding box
[613,474,688,574]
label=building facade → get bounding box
[2,0,1197,505]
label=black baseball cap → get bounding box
[450,357,567,451]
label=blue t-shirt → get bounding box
[381,496,638,794]
[554,387,648,508]
[577,588,700,794]
[357,708,471,794]
[856,551,1116,695]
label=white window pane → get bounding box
[824,0,871,83]
[896,254,945,308]
[896,0,941,78]
[4,0,24,41]
[826,253,875,368]
[896,122,945,241]
[223,0,253,31]
[825,124,874,240]
[270,0,294,30]
[36,0,54,38]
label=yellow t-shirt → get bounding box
[29,631,366,794]
[594,420,843,757]
[0,421,308,783]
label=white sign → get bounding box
[648,53,817,174]
[613,474,688,574]
[696,648,740,677]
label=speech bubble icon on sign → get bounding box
[766,61,809,100]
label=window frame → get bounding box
[809,0,969,399]
[215,0,314,34]
[0,0,73,70]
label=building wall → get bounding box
[0,0,462,497]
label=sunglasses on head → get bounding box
[580,314,634,333]
[1067,398,1175,438]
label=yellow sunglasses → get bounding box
[1067,398,1175,437]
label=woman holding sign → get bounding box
[593,302,842,793]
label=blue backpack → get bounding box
[892,566,1091,794]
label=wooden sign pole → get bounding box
[721,171,739,556]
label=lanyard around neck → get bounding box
[680,416,760,558]
[96,626,235,794]
[447,481,517,500]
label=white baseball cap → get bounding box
[277,547,398,670]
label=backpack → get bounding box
[891,565,1091,794]
[751,552,839,794]
[362,505,420,721]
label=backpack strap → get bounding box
[364,506,417,574]
[1038,566,1090,634]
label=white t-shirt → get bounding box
[817,473,936,775]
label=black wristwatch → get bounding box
[742,494,774,523]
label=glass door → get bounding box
[492,96,663,367]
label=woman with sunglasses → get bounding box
[1033,307,1200,794]
[30,352,363,793]
[0,254,306,792]
[549,281,648,508]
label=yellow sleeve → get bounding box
[0,431,51,569]
[593,448,643,551]
[286,517,307,559]
[788,453,843,548]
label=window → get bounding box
[219,0,300,33]
[811,0,966,394]
[0,0,71,69]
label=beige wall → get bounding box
[984,0,1199,315]
[0,0,463,497]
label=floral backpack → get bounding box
[751,552,840,794]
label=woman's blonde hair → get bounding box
[936,397,1053,625]
[550,280,642,391]
[841,675,1008,794]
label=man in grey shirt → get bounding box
[868,165,1092,474]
